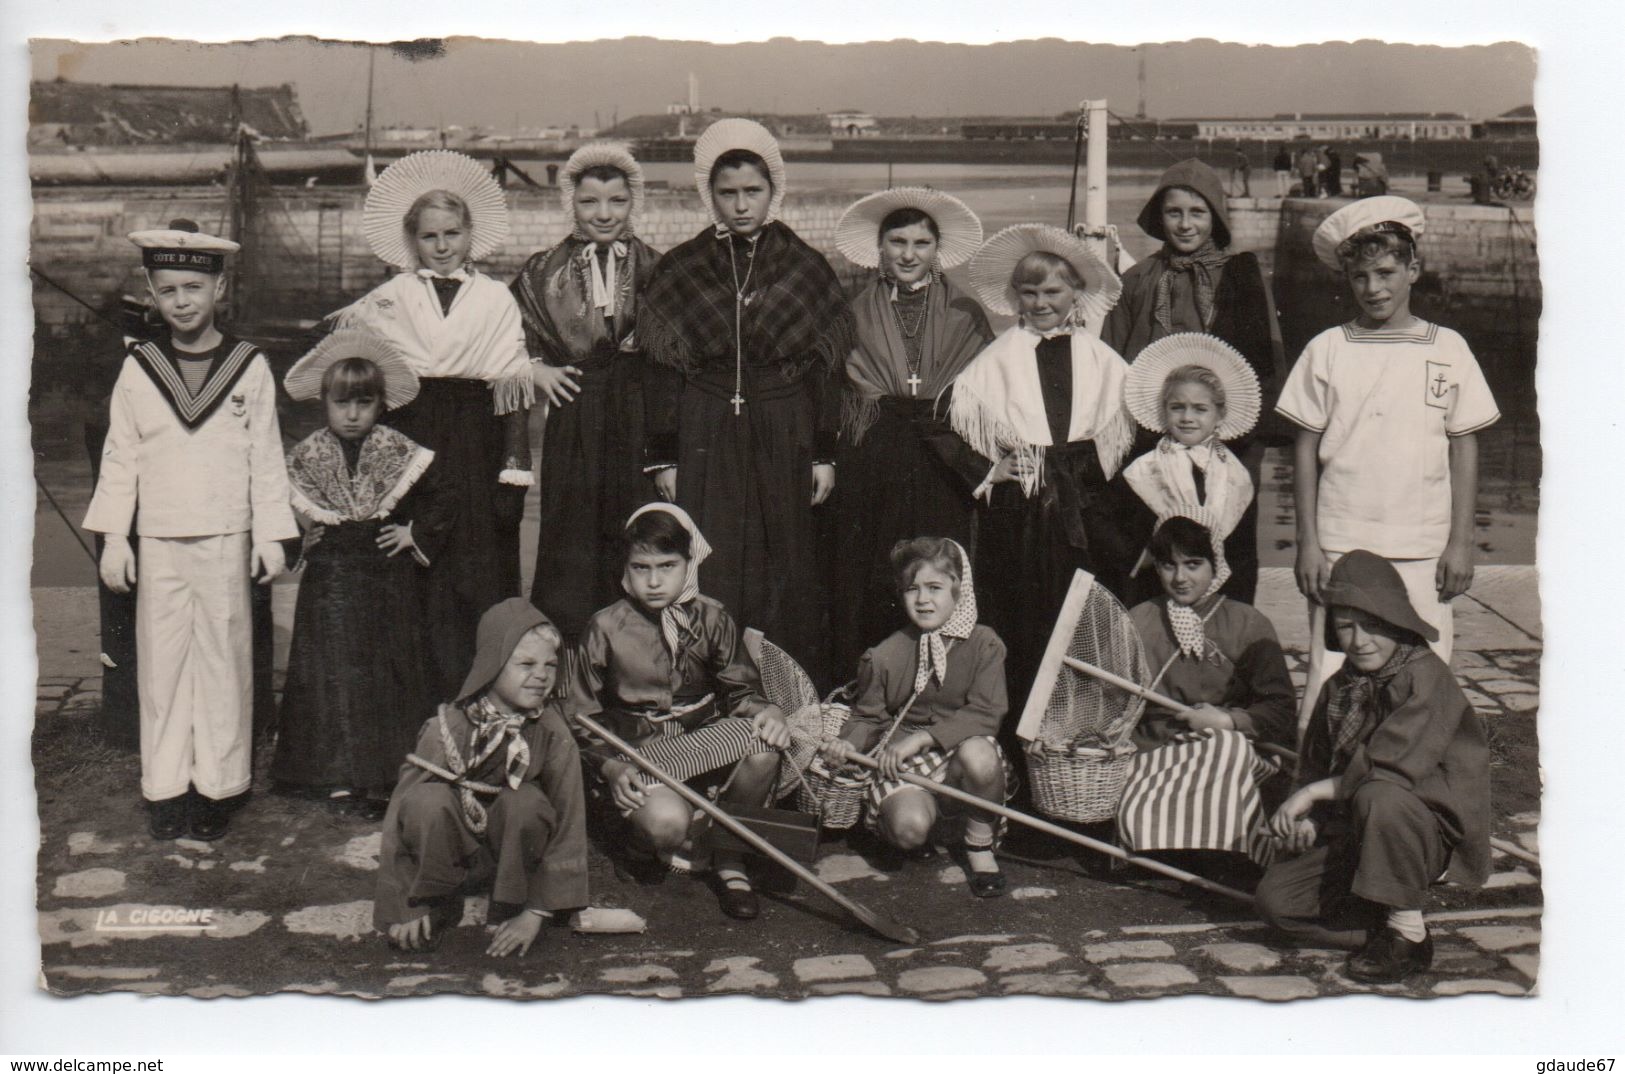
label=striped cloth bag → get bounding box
[1117,728,1281,854]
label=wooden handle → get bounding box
[574,713,921,944]
[1062,654,1195,715]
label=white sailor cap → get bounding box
[128,218,240,273]
[1312,196,1426,270]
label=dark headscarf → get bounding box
[1137,159,1234,335]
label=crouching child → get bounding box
[1254,551,1490,983]
[374,599,589,957]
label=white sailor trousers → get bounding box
[1296,552,1455,739]
[136,533,253,801]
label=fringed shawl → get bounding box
[510,236,661,365]
[842,275,993,444]
[286,425,435,527]
[331,270,534,415]
[638,221,853,383]
[1123,436,1254,542]
[949,325,1135,497]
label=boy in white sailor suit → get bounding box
[1275,197,1500,732]
[83,219,299,842]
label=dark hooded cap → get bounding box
[456,598,557,703]
[1137,158,1232,248]
[1320,550,1439,652]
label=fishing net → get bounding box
[746,632,826,796]
[1017,570,1151,823]
[1023,572,1150,751]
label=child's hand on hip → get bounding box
[752,707,791,750]
[487,909,545,958]
[376,522,416,557]
[1436,539,1474,601]
[531,362,583,407]
[251,542,286,585]
[99,536,136,594]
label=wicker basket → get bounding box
[795,702,871,829]
[1028,741,1138,824]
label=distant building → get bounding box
[1479,105,1536,140]
[1175,113,1474,141]
[29,79,308,146]
[828,111,879,137]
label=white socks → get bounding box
[1386,908,1426,942]
[963,818,998,873]
[716,867,752,892]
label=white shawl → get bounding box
[948,325,1135,498]
[333,270,534,415]
[1123,435,1254,541]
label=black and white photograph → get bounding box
[1,1,1616,1061]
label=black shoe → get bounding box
[1346,927,1434,983]
[713,877,760,921]
[963,845,1008,899]
[147,795,188,841]
[187,793,231,841]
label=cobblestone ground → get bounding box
[34,649,1541,1002]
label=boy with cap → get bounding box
[1255,551,1489,983]
[1275,196,1499,731]
[83,219,298,842]
[375,598,589,957]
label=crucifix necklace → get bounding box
[892,281,929,395]
[727,235,759,416]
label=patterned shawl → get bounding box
[1152,241,1231,335]
[842,274,993,444]
[914,539,979,694]
[286,425,434,526]
[510,236,660,365]
[1323,643,1431,768]
[638,220,854,383]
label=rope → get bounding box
[1065,115,1086,232]
[35,472,99,568]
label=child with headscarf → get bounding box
[566,503,790,921]
[1255,551,1490,984]
[1116,512,1295,866]
[374,598,588,958]
[510,142,663,641]
[820,537,1011,897]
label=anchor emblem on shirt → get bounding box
[1424,360,1452,410]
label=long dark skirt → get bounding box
[530,355,648,642]
[831,397,978,685]
[387,378,524,700]
[675,369,824,683]
[976,439,1149,713]
[272,521,434,796]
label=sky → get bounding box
[28,36,1537,136]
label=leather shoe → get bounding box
[1346,926,1433,983]
[147,795,187,841]
[967,866,1008,899]
[187,793,231,841]
[714,880,760,921]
